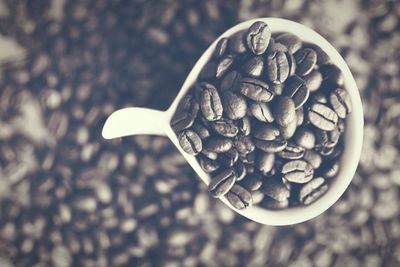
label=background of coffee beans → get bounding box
[0,0,399,266]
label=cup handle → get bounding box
[102,107,168,139]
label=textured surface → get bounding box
[0,0,399,266]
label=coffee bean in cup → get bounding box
[171,21,352,210]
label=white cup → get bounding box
[102,18,364,225]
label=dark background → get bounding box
[0,0,399,266]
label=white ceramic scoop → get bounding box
[102,18,364,225]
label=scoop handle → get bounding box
[102,107,168,139]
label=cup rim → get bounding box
[165,17,364,225]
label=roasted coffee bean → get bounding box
[284,75,310,109]
[216,54,234,78]
[277,143,305,159]
[316,145,335,156]
[321,161,340,178]
[199,155,220,173]
[218,148,239,167]
[229,31,247,54]
[303,150,322,169]
[308,103,338,131]
[299,177,327,204]
[238,77,274,102]
[287,52,296,76]
[312,92,328,104]
[296,106,304,126]
[240,151,256,164]
[176,94,199,116]
[241,174,263,191]
[256,152,275,175]
[330,88,352,119]
[214,37,229,59]
[272,96,296,127]
[242,56,264,77]
[320,64,344,86]
[249,102,274,123]
[221,70,241,91]
[171,112,194,132]
[199,60,217,80]
[234,134,255,154]
[226,184,253,210]
[200,83,223,121]
[178,130,202,156]
[337,120,345,133]
[254,139,287,153]
[191,122,210,139]
[237,116,251,136]
[253,124,280,141]
[208,169,237,198]
[327,143,343,159]
[201,148,218,160]
[274,32,302,54]
[266,50,290,84]
[304,43,332,65]
[270,83,284,95]
[279,115,297,139]
[221,91,247,120]
[294,48,317,76]
[210,119,238,137]
[263,196,289,210]
[252,190,265,205]
[261,177,290,201]
[304,70,323,92]
[294,127,316,149]
[246,21,271,55]
[204,138,232,153]
[233,160,247,181]
[282,160,314,183]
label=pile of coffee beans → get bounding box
[172,21,352,210]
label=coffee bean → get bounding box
[199,60,217,80]
[308,103,338,131]
[337,120,345,133]
[251,190,265,205]
[229,31,247,54]
[210,118,239,137]
[294,127,316,149]
[330,88,352,119]
[320,64,344,86]
[281,160,314,183]
[176,94,198,115]
[253,124,280,141]
[234,134,255,154]
[266,51,290,84]
[272,96,296,127]
[294,48,317,77]
[240,151,256,164]
[216,55,234,78]
[214,37,228,59]
[226,184,253,210]
[304,70,323,92]
[200,82,223,121]
[303,150,322,169]
[299,177,327,204]
[246,21,271,55]
[241,174,263,191]
[321,161,340,178]
[221,91,247,120]
[218,148,239,167]
[270,83,284,95]
[242,56,264,77]
[304,43,332,65]
[204,138,232,153]
[201,148,218,160]
[238,77,274,102]
[220,70,242,91]
[327,143,343,159]
[263,196,289,210]
[233,160,247,181]
[277,143,305,159]
[316,145,335,157]
[279,115,297,139]
[284,75,310,109]
[275,32,302,54]
[254,139,287,153]
[199,155,220,173]
[296,106,304,126]
[237,116,251,136]
[266,39,288,53]
[178,130,202,155]
[171,112,194,132]
[191,122,210,139]
[250,102,274,123]
[208,169,237,198]
[287,52,297,76]
[261,177,290,201]
[256,152,275,175]
[312,92,328,104]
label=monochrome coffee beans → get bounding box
[171,21,352,211]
